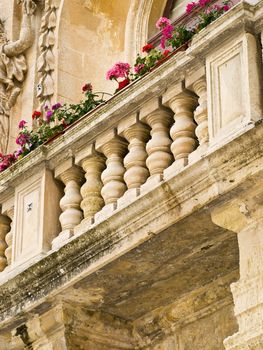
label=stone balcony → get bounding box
[0,1,263,349]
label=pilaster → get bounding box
[211,191,263,350]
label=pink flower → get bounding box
[156,17,171,29]
[205,4,220,13]
[198,0,212,7]
[106,62,131,80]
[160,24,174,49]
[18,120,27,129]
[163,24,174,37]
[134,63,146,74]
[16,133,29,146]
[223,4,230,11]
[186,1,197,14]
[0,153,16,172]
[52,103,62,110]
[46,110,53,122]
[14,148,23,159]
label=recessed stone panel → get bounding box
[207,33,262,147]
[13,169,62,266]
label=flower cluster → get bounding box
[106,62,132,92]
[156,17,171,29]
[133,46,164,79]
[0,153,16,172]
[107,0,231,92]
[106,44,172,92]
[106,62,131,81]
[0,84,107,172]
[158,0,231,49]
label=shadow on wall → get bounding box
[57,0,131,101]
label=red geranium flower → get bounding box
[163,50,171,57]
[32,111,41,120]
[142,44,154,53]
[82,83,93,92]
[118,79,130,90]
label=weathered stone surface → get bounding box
[0,1,263,349]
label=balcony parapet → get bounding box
[0,0,262,322]
[0,2,261,186]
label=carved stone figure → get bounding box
[0,0,37,154]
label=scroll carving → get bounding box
[0,0,37,153]
[37,0,61,108]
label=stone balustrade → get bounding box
[0,0,262,277]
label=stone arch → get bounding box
[124,0,168,62]
[124,0,191,62]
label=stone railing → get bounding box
[0,0,262,276]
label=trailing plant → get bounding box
[167,25,195,49]
[0,84,107,172]
[107,0,232,92]
[196,2,231,31]
[133,44,164,79]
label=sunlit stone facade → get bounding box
[0,0,263,349]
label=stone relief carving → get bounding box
[0,0,38,154]
[37,0,61,109]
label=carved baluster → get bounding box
[59,167,83,231]
[123,121,150,190]
[193,78,208,146]
[0,214,9,271]
[101,137,128,205]
[140,106,173,193]
[80,154,105,223]
[5,207,14,266]
[117,119,150,206]
[53,165,83,248]
[163,85,198,177]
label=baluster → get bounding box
[5,207,14,266]
[0,214,9,272]
[163,83,198,178]
[124,122,150,189]
[101,138,127,205]
[140,100,173,193]
[118,116,150,206]
[74,151,105,234]
[53,165,83,248]
[186,67,208,162]
[193,78,208,146]
[95,132,127,221]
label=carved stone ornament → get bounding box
[37,0,61,109]
[0,0,38,153]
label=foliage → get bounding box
[107,0,231,91]
[167,25,195,49]
[133,46,164,79]
[0,84,106,172]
